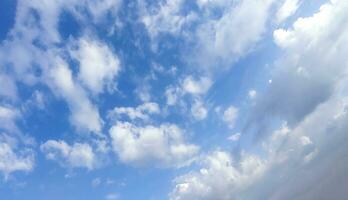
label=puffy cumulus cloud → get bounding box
[250,0,348,128]
[164,75,211,108]
[109,122,199,167]
[0,140,34,179]
[222,106,239,129]
[0,107,35,179]
[139,0,197,39]
[50,62,102,134]
[41,140,99,170]
[276,0,300,23]
[171,1,348,199]
[108,102,160,121]
[70,38,121,94]
[182,76,212,95]
[170,151,266,200]
[163,75,212,124]
[171,91,348,199]
[0,0,123,134]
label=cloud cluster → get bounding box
[0,106,35,178]
[0,140,34,179]
[110,122,199,168]
[41,140,99,170]
[140,0,276,69]
[171,0,348,199]
[108,102,160,121]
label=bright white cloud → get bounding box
[50,62,102,134]
[195,0,275,68]
[109,122,199,167]
[223,106,238,129]
[182,76,212,95]
[71,38,121,94]
[170,1,348,199]
[41,140,99,170]
[251,0,348,127]
[108,102,160,121]
[171,91,348,199]
[248,89,257,99]
[140,0,197,39]
[170,151,265,200]
[0,140,34,178]
[276,0,300,23]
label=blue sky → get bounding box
[1,0,348,199]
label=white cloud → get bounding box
[170,151,265,200]
[86,0,121,22]
[171,92,348,199]
[223,106,238,129]
[248,89,257,99]
[164,75,212,107]
[109,122,199,167]
[140,0,197,39]
[50,62,102,134]
[191,100,208,120]
[251,0,348,127]
[276,0,300,23]
[41,140,99,170]
[194,0,275,68]
[0,106,20,134]
[0,139,34,179]
[182,76,212,95]
[170,1,348,199]
[108,102,160,121]
[71,38,121,94]
[228,133,241,142]
[0,74,18,100]
[165,86,181,106]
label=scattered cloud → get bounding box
[191,99,208,121]
[223,106,239,129]
[248,89,257,99]
[182,76,212,95]
[276,0,300,23]
[41,140,100,170]
[70,37,121,95]
[0,140,34,179]
[108,102,160,121]
[109,122,199,167]
[49,62,103,134]
[228,133,241,142]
